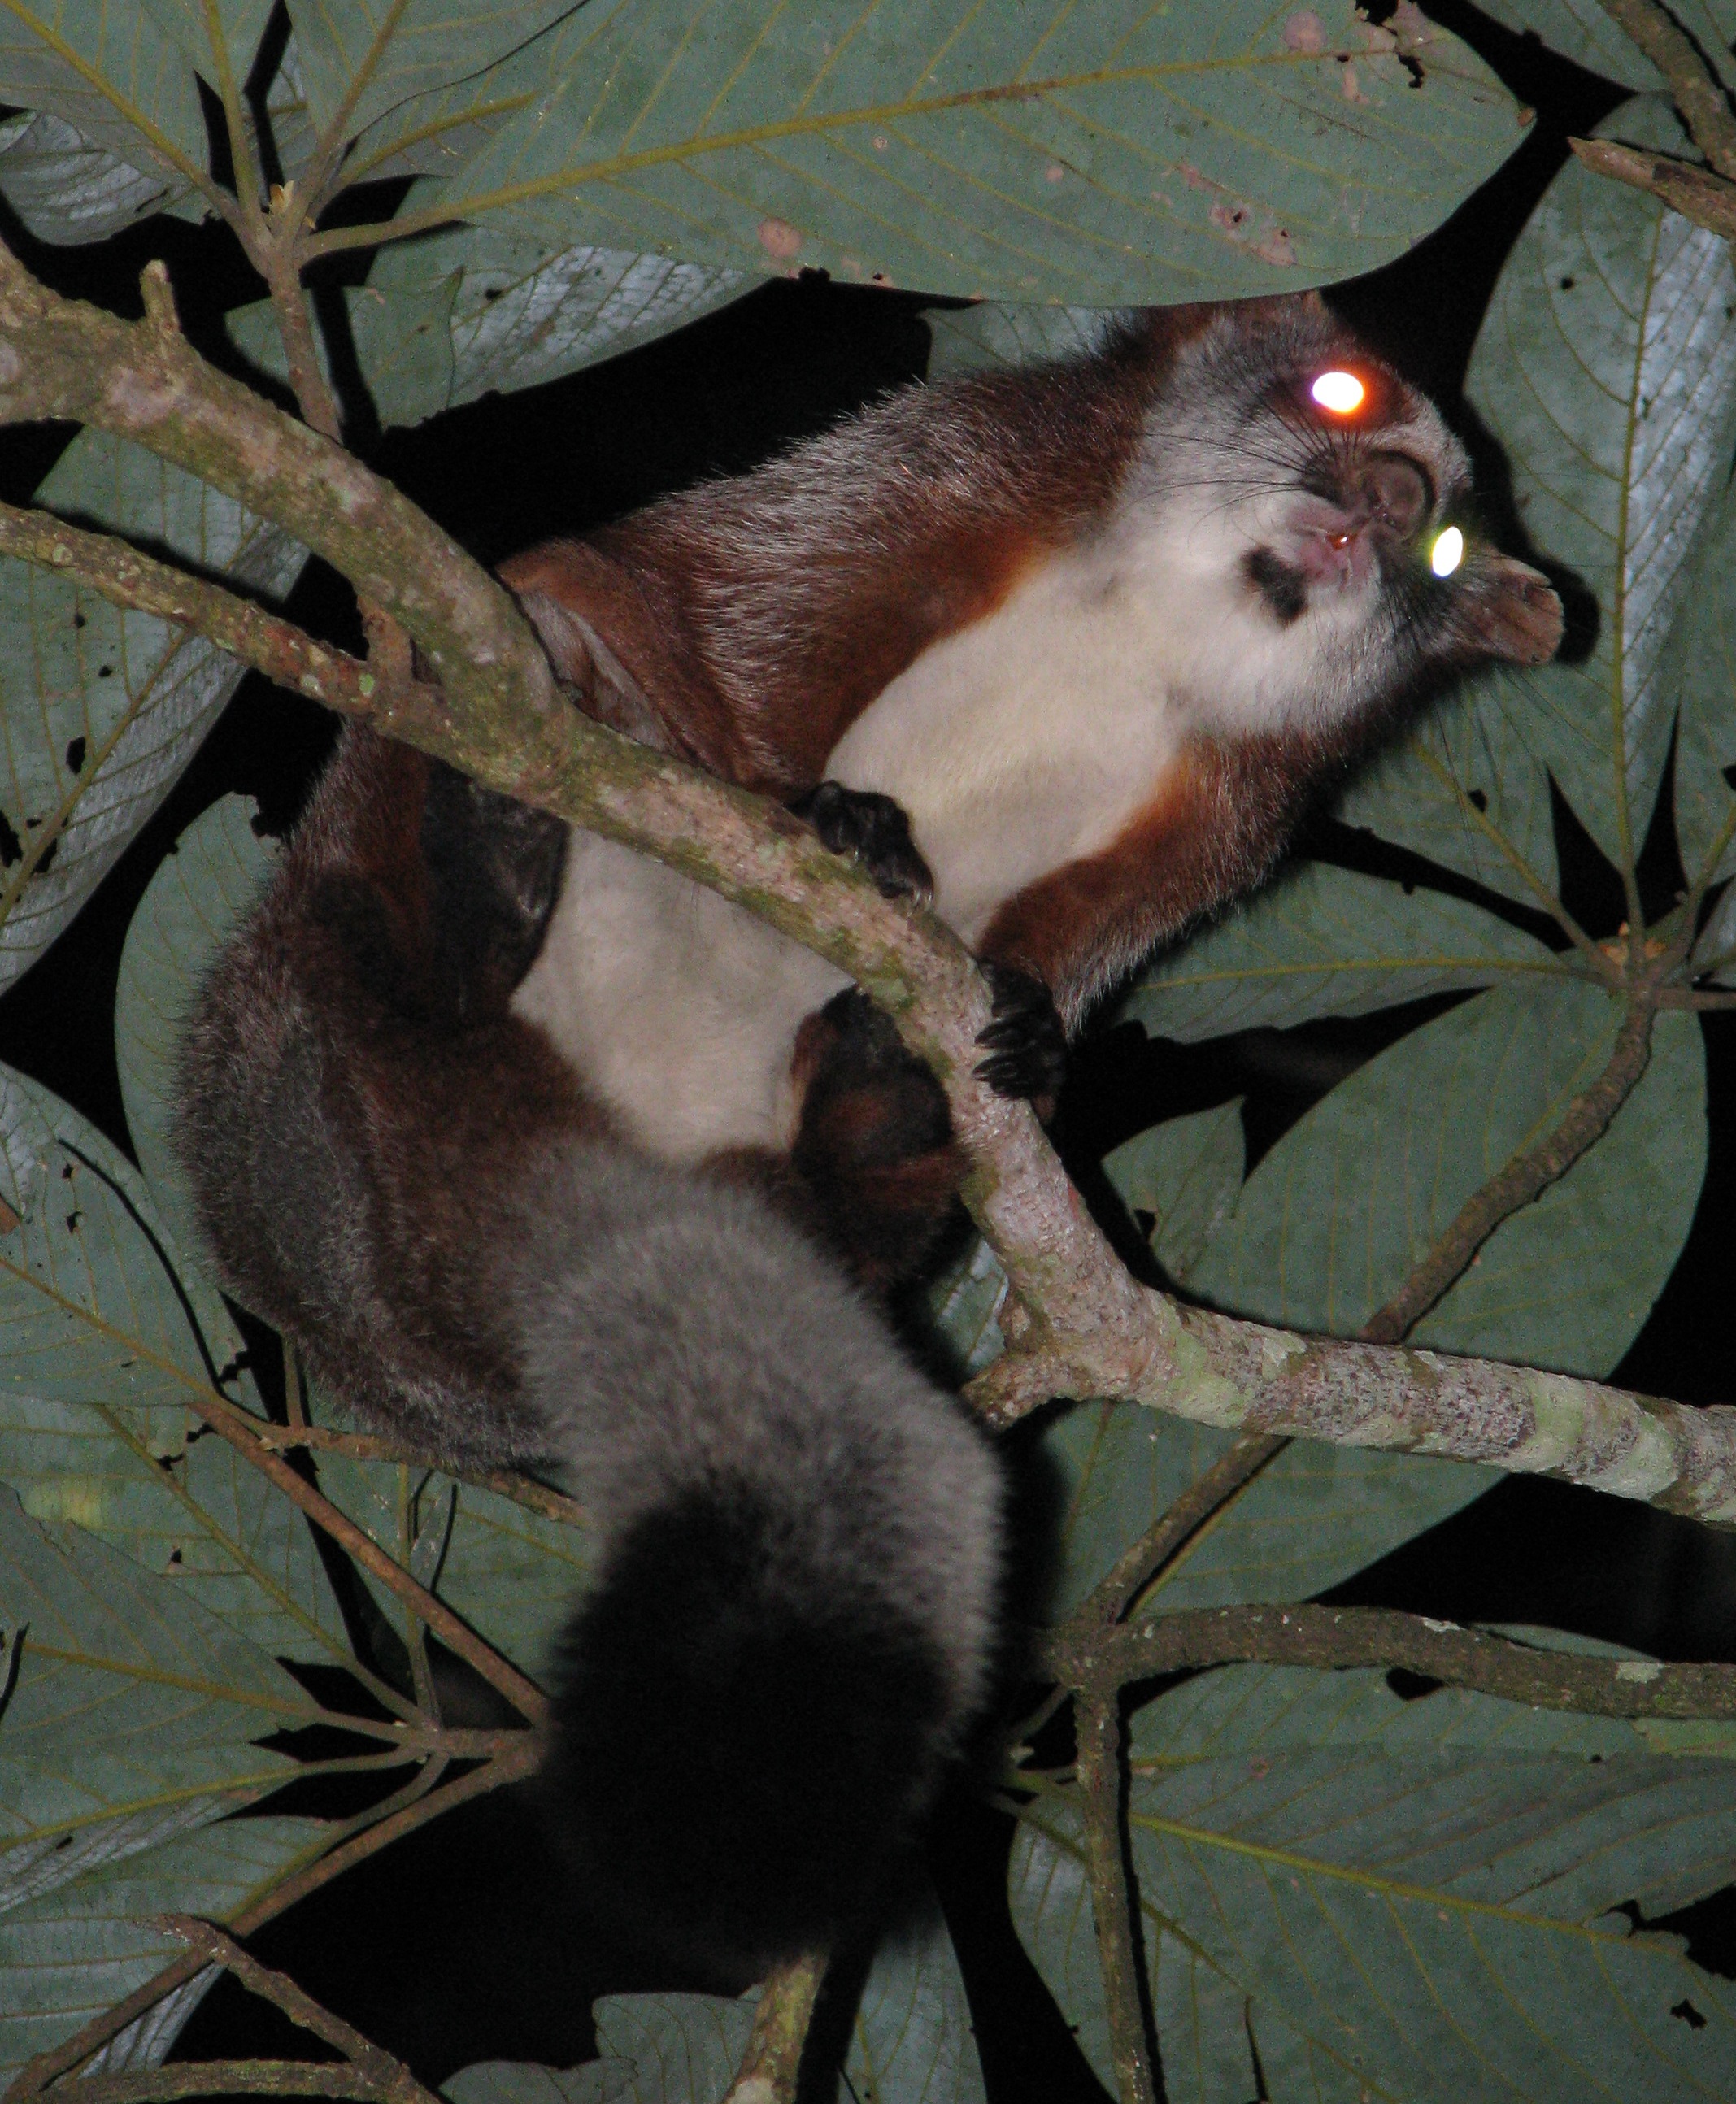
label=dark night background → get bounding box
[2,8,1734,2100]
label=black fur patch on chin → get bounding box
[1244,546,1308,625]
[546,1481,951,1978]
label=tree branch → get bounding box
[0,499,393,715]
[2,234,1735,1530]
[722,1952,829,2104]
[1567,137,1736,240]
[1592,0,1736,178]
[250,1422,585,1529]
[1076,1696,1160,2104]
[1047,1603,1736,1720]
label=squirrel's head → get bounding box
[1120,294,1564,746]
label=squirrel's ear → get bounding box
[514,589,665,746]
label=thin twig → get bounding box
[1072,1434,1288,1632]
[1048,1603,1736,1719]
[1076,1696,1160,2104]
[176,1381,547,1724]
[723,1952,829,2104]
[0,499,391,718]
[1592,0,1736,178]
[154,1917,439,2104]
[4,1739,541,2099]
[251,1421,585,1528]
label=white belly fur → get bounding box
[515,551,1186,1161]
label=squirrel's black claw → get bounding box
[790,781,933,902]
[974,963,1067,1100]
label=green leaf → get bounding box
[1190,980,1707,1377]
[1102,1100,1244,1287]
[1335,666,1559,911]
[0,1390,352,1667]
[360,215,752,422]
[1038,1402,1493,1621]
[0,1065,251,1412]
[0,111,185,242]
[116,797,276,1268]
[591,1993,755,2104]
[0,428,305,993]
[1464,96,1736,877]
[923,302,1116,379]
[314,1450,592,1680]
[0,1487,307,1880]
[0,0,210,180]
[429,0,1525,304]
[1012,1664,1736,2102]
[846,1906,986,2104]
[285,0,573,159]
[0,1811,319,2086]
[1124,861,1564,1045]
[446,2064,631,2104]
[1470,0,1736,93]
[1669,481,1736,975]
[925,1235,1008,1382]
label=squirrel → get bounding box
[493,292,1563,1275]
[175,290,1560,1971]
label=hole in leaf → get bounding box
[1673,1999,1708,2031]
[1560,276,1575,290]
[34,834,56,875]
[1386,1668,1442,1701]
[64,737,85,774]
[72,611,85,628]
[1467,788,1488,812]
[97,665,113,679]
[0,810,20,867]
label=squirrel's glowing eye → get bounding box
[1310,370,1365,415]
[1429,526,1465,578]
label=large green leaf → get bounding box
[0,1063,348,1663]
[0,429,305,993]
[284,0,573,162]
[1012,1664,1736,2102]
[116,796,275,1269]
[923,302,1114,379]
[1668,483,1736,976]
[1124,861,1564,1045]
[0,1492,320,2089]
[428,0,1525,304]
[0,111,189,242]
[0,1811,318,2085]
[1190,980,1707,1377]
[1038,1402,1493,1623]
[359,214,752,424]
[1463,98,1736,877]
[0,0,210,180]
[847,1906,985,2104]
[1103,1099,1245,1287]
[0,1066,251,1412]
[1473,0,1736,93]
[0,1488,308,1881]
[1335,665,1560,912]
[315,1450,592,1681]
[0,1390,350,1664]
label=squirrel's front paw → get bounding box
[974,963,1067,1101]
[790,781,933,902]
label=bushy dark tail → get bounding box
[511,1151,1004,1976]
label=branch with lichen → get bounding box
[1570,0,1736,237]
[0,235,1733,1530]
